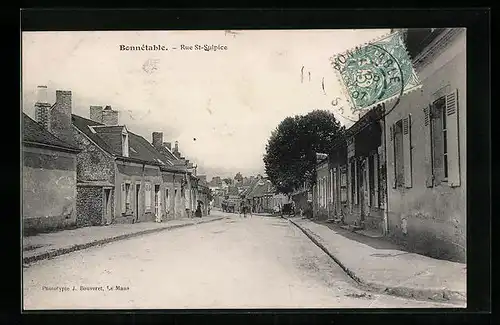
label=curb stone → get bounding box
[286,217,466,304]
[23,217,225,265]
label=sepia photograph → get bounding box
[21,27,467,310]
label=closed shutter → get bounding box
[145,182,151,210]
[374,153,379,207]
[354,160,358,205]
[347,163,352,207]
[388,124,396,189]
[403,114,413,188]
[423,105,434,187]
[365,156,370,206]
[446,89,460,187]
[121,184,126,213]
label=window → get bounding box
[393,120,405,188]
[145,182,151,210]
[368,155,375,206]
[125,183,131,212]
[340,166,347,203]
[423,89,460,187]
[431,97,447,182]
[122,132,129,157]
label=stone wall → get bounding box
[73,128,115,184]
[76,186,103,227]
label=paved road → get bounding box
[23,212,461,309]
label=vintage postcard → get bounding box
[22,28,467,310]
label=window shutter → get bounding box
[423,105,434,187]
[446,89,460,187]
[388,124,396,189]
[347,162,352,207]
[365,156,370,206]
[354,160,358,204]
[374,153,379,207]
[121,184,126,213]
[403,114,413,188]
[330,169,334,207]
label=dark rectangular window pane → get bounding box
[442,107,447,129]
[444,154,448,178]
[443,130,448,154]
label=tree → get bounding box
[222,178,232,185]
[263,109,345,195]
[234,172,243,183]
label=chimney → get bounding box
[102,105,119,125]
[34,86,51,130]
[50,90,74,145]
[36,85,48,104]
[163,142,171,150]
[90,106,103,123]
[152,132,163,147]
[173,141,181,158]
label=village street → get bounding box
[23,211,461,309]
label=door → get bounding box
[154,185,161,222]
[359,160,366,221]
[103,189,112,225]
[135,184,141,222]
[164,189,170,220]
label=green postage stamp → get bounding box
[331,31,421,112]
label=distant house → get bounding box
[22,91,80,234]
[248,178,275,213]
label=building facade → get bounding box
[72,106,195,226]
[384,28,466,262]
[23,92,80,234]
[311,28,466,262]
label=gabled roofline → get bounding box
[72,125,115,159]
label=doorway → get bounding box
[135,184,141,222]
[103,188,112,225]
[154,185,161,222]
[359,159,366,222]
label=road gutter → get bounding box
[285,216,466,305]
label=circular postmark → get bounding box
[331,32,413,114]
[142,58,160,74]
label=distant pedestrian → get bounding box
[195,202,202,218]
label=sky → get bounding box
[22,29,390,179]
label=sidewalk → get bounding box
[23,215,226,265]
[286,217,467,304]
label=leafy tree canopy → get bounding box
[234,172,243,182]
[263,109,345,195]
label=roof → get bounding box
[23,113,80,152]
[227,186,239,196]
[72,114,179,169]
[248,179,274,198]
[241,177,260,197]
